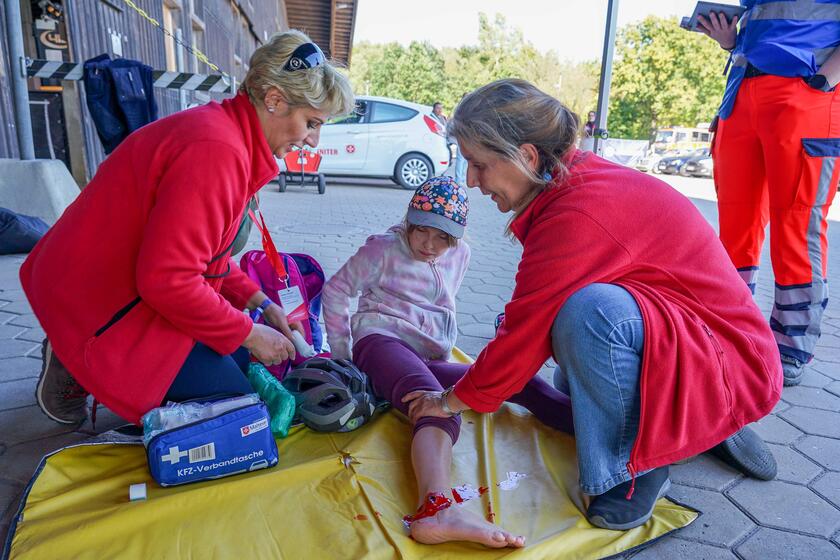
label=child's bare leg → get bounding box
[350,337,524,547]
[412,425,452,498]
[409,426,525,548]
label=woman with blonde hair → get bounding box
[405,79,781,531]
[23,30,354,426]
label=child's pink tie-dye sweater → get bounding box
[322,225,470,361]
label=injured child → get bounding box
[321,176,574,548]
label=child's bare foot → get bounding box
[411,506,525,548]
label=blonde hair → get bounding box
[240,29,354,118]
[400,217,458,248]
[448,79,579,220]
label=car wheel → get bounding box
[317,174,326,195]
[395,153,432,190]
[278,174,287,192]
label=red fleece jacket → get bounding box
[21,93,278,424]
[454,151,782,474]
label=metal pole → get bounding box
[592,0,620,157]
[4,0,36,159]
[175,28,188,110]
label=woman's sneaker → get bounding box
[709,426,777,480]
[586,467,670,530]
[35,339,89,425]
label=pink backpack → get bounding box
[240,205,327,380]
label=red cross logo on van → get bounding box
[346,144,356,154]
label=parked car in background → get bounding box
[656,152,690,174]
[680,149,714,178]
[656,148,710,175]
[278,96,450,190]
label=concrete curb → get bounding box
[0,159,79,225]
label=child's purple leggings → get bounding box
[352,334,574,444]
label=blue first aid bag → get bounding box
[143,395,279,487]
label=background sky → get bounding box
[353,0,739,61]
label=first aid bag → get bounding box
[142,395,279,487]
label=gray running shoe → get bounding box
[781,356,805,387]
[35,339,88,425]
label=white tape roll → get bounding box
[129,483,147,501]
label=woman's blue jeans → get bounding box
[162,343,252,403]
[552,283,645,496]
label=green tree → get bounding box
[608,16,728,139]
[555,59,600,120]
[440,46,490,108]
[346,13,598,122]
[393,42,448,106]
[346,41,383,96]
[476,13,528,80]
[469,12,600,116]
[348,41,448,106]
[368,42,406,99]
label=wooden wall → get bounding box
[65,0,288,176]
[0,0,356,173]
[0,0,289,176]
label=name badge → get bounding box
[279,285,308,323]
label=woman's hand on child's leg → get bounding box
[403,389,469,423]
[403,390,450,422]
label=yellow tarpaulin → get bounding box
[7,404,696,559]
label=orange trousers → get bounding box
[713,75,840,363]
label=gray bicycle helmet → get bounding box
[282,357,376,433]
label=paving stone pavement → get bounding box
[0,173,839,558]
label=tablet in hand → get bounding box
[681,1,746,32]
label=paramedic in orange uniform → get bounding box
[700,1,840,385]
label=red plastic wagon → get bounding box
[278,147,326,194]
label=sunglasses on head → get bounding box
[283,42,326,71]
